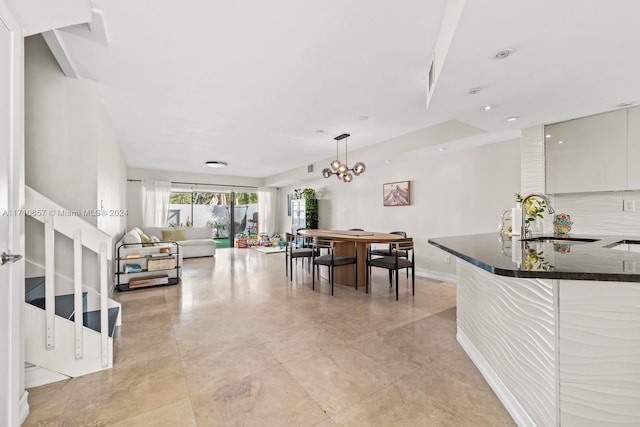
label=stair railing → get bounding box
[25,186,113,368]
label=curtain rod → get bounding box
[127,179,259,190]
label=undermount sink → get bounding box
[521,236,600,244]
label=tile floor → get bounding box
[24,248,515,426]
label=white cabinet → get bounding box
[627,106,640,189]
[545,110,627,193]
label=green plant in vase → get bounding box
[302,188,318,229]
[515,193,546,232]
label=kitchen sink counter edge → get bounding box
[428,232,640,282]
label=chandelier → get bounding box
[321,133,365,183]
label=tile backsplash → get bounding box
[549,191,640,236]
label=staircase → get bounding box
[24,187,121,383]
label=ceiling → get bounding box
[51,0,640,179]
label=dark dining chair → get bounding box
[366,237,415,300]
[370,231,409,280]
[285,232,313,281]
[370,231,407,257]
[312,238,357,296]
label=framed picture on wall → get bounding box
[383,181,411,206]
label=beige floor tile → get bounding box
[406,348,516,426]
[190,364,328,427]
[179,334,281,393]
[113,327,179,370]
[22,379,76,426]
[331,379,474,427]
[283,348,380,415]
[111,398,197,427]
[314,418,339,427]
[58,355,189,425]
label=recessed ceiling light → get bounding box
[545,134,551,139]
[205,161,228,168]
[558,140,564,144]
[315,129,325,133]
[384,160,390,164]
[494,49,514,59]
[615,102,634,108]
[467,87,482,95]
[439,148,446,152]
[506,116,518,122]
[482,105,492,111]
[358,116,369,121]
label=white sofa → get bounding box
[141,226,216,258]
[118,226,216,259]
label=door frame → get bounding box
[0,1,27,425]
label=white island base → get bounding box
[456,260,640,426]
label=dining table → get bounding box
[297,229,403,288]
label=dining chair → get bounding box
[370,231,409,280]
[366,237,414,300]
[312,238,357,296]
[370,231,407,257]
[285,232,313,281]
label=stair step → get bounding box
[72,307,119,337]
[27,293,88,320]
[25,276,89,320]
[25,276,46,303]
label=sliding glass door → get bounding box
[168,189,258,248]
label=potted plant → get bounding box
[301,188,318,229]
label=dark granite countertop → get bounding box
[428,233,640,282]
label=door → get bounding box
[1,2,25,425]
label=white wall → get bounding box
[277,138,521,280]
[24,34,127,290]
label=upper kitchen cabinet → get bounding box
[546,110,627,193]
[627,106,640,189]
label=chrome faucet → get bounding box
[520,193,555,238]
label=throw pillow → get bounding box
[161,228,187,241]
[123,230,142,245]
[140,233,153,247]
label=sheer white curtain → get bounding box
[142,180,172,227]
[258,187,278,235]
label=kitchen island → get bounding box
[429,233,640,427]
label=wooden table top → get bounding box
[297,229,402,243]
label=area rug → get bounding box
[252,246,285,254]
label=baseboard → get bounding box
[415,268,456,283]
[19,391,29,425]
[25,364,70,389]
[457,327,536,427]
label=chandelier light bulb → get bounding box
[353,162,366,175]
[330,159,340,171]
[322,168,332,178]
[343,173,353,183]
[338,163,348,174]
[337,171,345,180]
